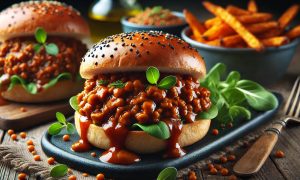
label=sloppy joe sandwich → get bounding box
[71,31,212,165]
[0,1,90,103]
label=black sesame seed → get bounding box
[101,54,105,58]
[95,62,98,65]
[129,48,133,52]
[110,55,114,58]
[114,47,118,51]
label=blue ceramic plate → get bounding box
[41,93,282,180]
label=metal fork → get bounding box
[233,76,300,176]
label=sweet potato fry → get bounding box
[204,17,222,29]
[206,39,222,46]
[278,4,300,29]
[261,36,289,47]
[246,21,279,34]
[183,9,206,42]
[248,0,258,13]
[286,25,300,40]
[221,35,244,47]
[202,23,233,41]
[203,2,264,51]
[257,28,283,39]
[237,13,273,24]
[226,5,251,15]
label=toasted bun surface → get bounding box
[0,1,90,40]
[74,112,211,154]
[1,80,82,103]
[81,31,206,79]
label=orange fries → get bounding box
[203,2,264,51]
[184,1,300,51]
[278,4,300,29]
[248,0,258,13]
[286,25,300,40]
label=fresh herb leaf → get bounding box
[132,121,170,140]
[66,123,75,134]
[158,75,177,89]
[157,167,177,180]
[50,164,68,178]
[56,112,66,124]
[225,71,240,86]
[236,80,278,111]
[229,105,251,120]
[98,79,109,86]
[108,80,125,88]
[8,75,37,94]
[35,27,47,44]
[48,122,64,135]
[45,43,59,56]
[33,44,42,53]
[150,6,163,15]
[197,104,218,119]
[43,73,72,89]
[146,66,160,84]
[69,96,79,111]
[201,63,226,86]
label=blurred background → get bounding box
[1,0,299,74]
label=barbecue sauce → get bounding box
[71,116,91,152]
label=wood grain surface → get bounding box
[0,101,73,131]
[0,75,299,179]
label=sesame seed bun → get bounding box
[0,1,90,40]
[80,31,206,80]
[74,112,211,154]
[1,80,82,103]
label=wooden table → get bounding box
[0,68,299,179]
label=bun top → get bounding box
[81,31,206,79]
[0,1,90,40]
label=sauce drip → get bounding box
[100,119,141,164]
[164,119,186,158]
[71,116,91,152]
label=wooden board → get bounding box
[0,101,73,130]
[41,94,282,179]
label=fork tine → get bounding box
[285,76,300,117]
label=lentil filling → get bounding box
[0,36,87,90]
[75,72,211,164]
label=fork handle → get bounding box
[233,121,286,175]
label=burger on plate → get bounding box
[0,1,90,103]
[72,31,212,165]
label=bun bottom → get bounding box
[1,80,83,103]
[74,112,211,154]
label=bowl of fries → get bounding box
[121,7,187,36]
[182,1,300,85]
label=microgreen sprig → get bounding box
[146,66,176,89]
[108,80,126,88]
[34,27,59,56]
[50,164,68,178]
[48,112,75,135]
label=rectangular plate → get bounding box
[41,93,282,179]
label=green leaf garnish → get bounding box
[50,164,68,178]
[98,79,109,86]
[157,167,177,180]
[197,104,218,119]
[35,27,47,44]
[43,73,72,89]
[45,43,59,56]
[33,44,42,53]
[56,112,66,124]
[48,122,64,135]
[67,123,75,134]
[132,121,170,140]
[48,112,75,136]
[108,80,125,88]
[158,75,177,90]
[200,63,278,125]
[69,96,79,111]
[8,75,37,94]
[150,6,163,15]
[146,66,160,84]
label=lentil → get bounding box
[20,132,27,139]
[275,150,285,158]
[96,173,105,180]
